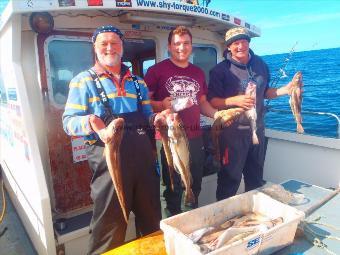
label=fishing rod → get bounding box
[266,41,298,107]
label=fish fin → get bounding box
[184,188,195,206]
[122,209,129,223]
[102,147,106,158]
[168,165,175,191]
[252,132,259,145]
[297,123,304,133]
[289,97,294,114]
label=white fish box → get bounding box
[160,190,305,255]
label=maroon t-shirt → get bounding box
[144,59,208,139]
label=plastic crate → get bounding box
[160,190,305,255]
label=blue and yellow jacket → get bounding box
[62,64,153,144]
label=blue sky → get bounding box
[208,0,340,55]
[1,0,340,55]
[0,0,7,12]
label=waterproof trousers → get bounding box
[216,125,266,201]
[86,112,161,255]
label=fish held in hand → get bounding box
[171,97,194,112]
[211,108,244,162]
[156,115,176,192]
[103,118,129,222]
[289,71,304,133]
[245,81,259,144]
[166,113,195,206]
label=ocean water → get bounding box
[262,47,340,138]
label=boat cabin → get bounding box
[0,1,261,254]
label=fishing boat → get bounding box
[0,1,339,254]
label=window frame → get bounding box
[43,35,93,109]
[162,43,218,80]
[192,44,218,84]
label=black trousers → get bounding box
[161,136,205,215]
[86,112,161,255]
[216,125,266,201]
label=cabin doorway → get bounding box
[123,38,156,78]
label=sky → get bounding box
[1,0,340,55]
[208,0,340,55]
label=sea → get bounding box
[262,47,340,139]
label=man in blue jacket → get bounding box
[208,27,294,201]
[63,25,164,254]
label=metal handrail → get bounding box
[266,107,340,138]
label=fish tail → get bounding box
[297,123,304,134]
[168,166,175,191]
[252,132,259,145]
[184,188,195,206]
[122,208,129,223]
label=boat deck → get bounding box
[104,180,340,255]
[2,174,339,255]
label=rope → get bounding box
[312,237,337,255]
[301,219,340,255]
[303,222,340,241]
[304,216,340,231]
[0,179,6,224]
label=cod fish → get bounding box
[211,108,244,162]
[103,118,129,222]
[289,71,304,133]
[193,212,283,252]
[245,81,259,144]
[194,219,235,245]
[166,113,195,205]
[157,119,176,192]
[210,216,283,250]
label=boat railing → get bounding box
[266,108,340,138]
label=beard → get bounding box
[96,51,123,67]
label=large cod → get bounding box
[289,71,304,133]
[102,118,129,222]
[164,113,195,206]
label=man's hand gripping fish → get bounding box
[101,118,129,223]
[211,108,244,162]
[289,71,304,133]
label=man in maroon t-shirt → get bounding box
[144,26,218,216]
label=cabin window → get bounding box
[142,59,156,77]
[163,45,217,83]
[123,38,156,77]
[45,37,156,106]
[123,61,133,72]
[46,38,93,106]
[192,46,217,84]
